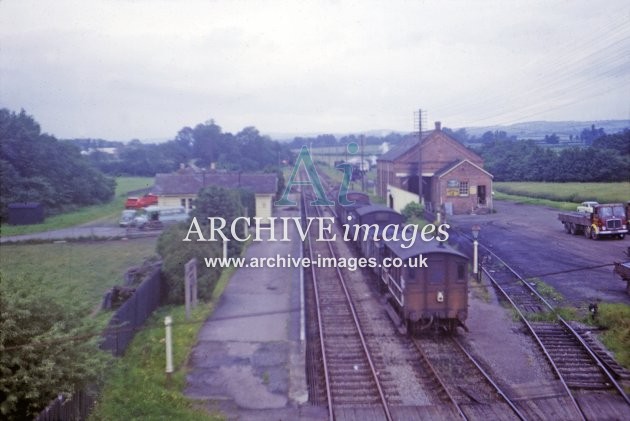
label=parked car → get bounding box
[119,209,138,227]
[577,201,599,213]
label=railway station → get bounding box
[376,121,494,215]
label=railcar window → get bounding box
[429,260,445,283]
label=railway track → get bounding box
[461,233,630,420]
[302,191,394,421]
[301,180,532,419]
[413,334,527,420]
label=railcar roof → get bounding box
[354,204,400,216]
[385,238,468,260]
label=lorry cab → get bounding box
[592,203,628,239]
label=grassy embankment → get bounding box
[494,182,630,210]
[89,258,238,420]
[0,237,158,315]
[0,177,154,237]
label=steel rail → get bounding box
[301,191,334,421]
[411,339,468,420]
[483,266,587,421]
[476,238,630,407]
[311,200,394,421]
[451,336,528,420]
[458,228,630,406]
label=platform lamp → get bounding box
[472,224,481,282]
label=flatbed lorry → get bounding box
[558,203,627,240]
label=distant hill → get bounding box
[266,120,629,142]
[462,120,629,140]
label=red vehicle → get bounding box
[125,194,158,209]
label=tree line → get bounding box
[73,120,294,177]
[0,109,115,221]
[474,129,630,182]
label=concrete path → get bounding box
[185,213,324,420]
[0,226,160,243]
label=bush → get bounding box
[401,201,424,221]
[0,274,107,419]
[596,303,630,369]
[156,224,222,304]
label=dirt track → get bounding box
[450,200,630,308]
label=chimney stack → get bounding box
[435,121,442,131]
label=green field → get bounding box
[0,237,157,311]
[0,177,154,237]
[494,182,630,206]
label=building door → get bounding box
[478,185,487,205]
[408,175,419,195]
[389,194,394,209]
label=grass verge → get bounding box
[494,182,630,207]
[1,177,153,236]
[594,303,630,369]
[90,256,240,420]
[494,191,577,211]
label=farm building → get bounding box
[376,121,493,215]
[153,168,278,223]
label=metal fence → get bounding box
[35,263,163,420]
[101,263,163,356]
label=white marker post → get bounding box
[223,238,228,260]
[164,316,174,382]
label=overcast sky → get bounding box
[1,0,628,140]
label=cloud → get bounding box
[1,0,628,139]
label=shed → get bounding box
[7,202,45,225]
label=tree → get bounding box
[0,275,107,419]
[592,129,630,155]
[156,224,222,303]
[190,186,246,256]
[442,127,469,144]
[580,124,606,145]
[0,109,115,221]
[544,133,559,144]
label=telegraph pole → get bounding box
[361,134,365,192]
[417,109,424,206]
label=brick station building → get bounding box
[376,121,493,215]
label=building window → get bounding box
[180,198,186,207]
[187,198,193,210]
[459,181,469,196]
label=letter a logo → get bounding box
[275,146,334,206]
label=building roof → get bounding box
[434,159,494,179]
[153,171,278,196]
[354,204,401,217]
[377,133,429,162]
[377,126,484,164]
